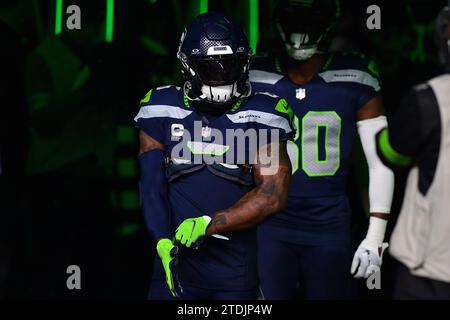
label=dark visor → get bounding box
[277,6,330,42]
[189,54,247,86]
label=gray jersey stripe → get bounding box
[318,69,381,91]
[226,110,293,133]
[249,70,284,85]
[134,105,192,121]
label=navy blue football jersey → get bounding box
[250,52,381,245]
[134,85,295,290]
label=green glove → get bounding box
[156,238,182,297]
[175,215,212,249]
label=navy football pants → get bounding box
[148,279,258,300]
[148,256,258,300]
[257,234,353,300]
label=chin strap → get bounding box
[240,80,252,98]
[183,82,200,102]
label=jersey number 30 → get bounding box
[287,111,341,176]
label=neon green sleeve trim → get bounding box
[140,89,153,104]
[379,128,413,166]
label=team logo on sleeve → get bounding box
[295,88,306,100]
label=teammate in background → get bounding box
[250,0,394,299]
[135,12,294,300]
[376,3,450,300]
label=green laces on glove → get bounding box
[175,215,212,249]
[156,238,182,297]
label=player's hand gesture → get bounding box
[175,215,212,249]
[156,238,183,297]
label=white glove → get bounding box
[351,216,389,278]
[351,238,389,278]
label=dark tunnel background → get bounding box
[0,0,447,299]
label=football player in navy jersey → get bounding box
[250,0,395,299]
[135,12,294,300]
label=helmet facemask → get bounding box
[277,24,320,61]
[275,0,339,61]
[179,51,251,109]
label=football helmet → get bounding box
[177,12,251,113]
[275,0,340,61]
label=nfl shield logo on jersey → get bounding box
[202,126,211,138]
[296,88,306,100]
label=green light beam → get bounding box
[105,0,114,43]
[199,0,208,14]
[249,0,259,54]
[54,0,63,35]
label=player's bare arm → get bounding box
[138,130,164,155]
[206,141,292,235]
[357,94,384,121]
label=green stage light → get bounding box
[105,0,114,42]
[199,0,208,14]
[54,0,63,35]
[249,0,259,53]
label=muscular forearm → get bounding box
[206,159,291,235]
[206,188,283,235]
